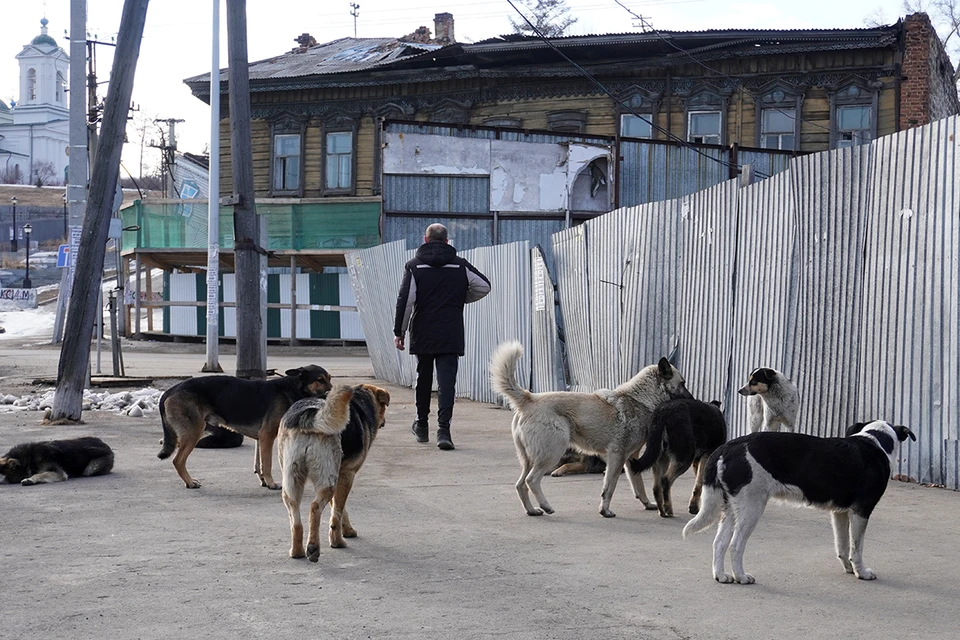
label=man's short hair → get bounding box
[425,223,448,242]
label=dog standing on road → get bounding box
[682,420,916,584]
[739,367,799,432]
[157,366,332,489]
[628,398,726,517]
[1,437,114,486]
[278,384,390,562]
[489,341,692,518]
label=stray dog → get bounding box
[628,398,726,517]
[195,424,245,449]
[739,367,799,432]
[551,450,606,476]
[489,340,692,518]
[1,437,114,485]
[278,384,390,562]
[157,366,332,489]
[683,420,916,584]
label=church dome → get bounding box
[31,18,57,47]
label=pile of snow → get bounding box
[0,387,163,417]
[0,307,56,337]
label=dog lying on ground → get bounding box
[1,437,114,485]
[195,424,245,448]
[489,340,692,518]
[157,366,332,489]
[628,398,726,517]
[682,420,916,584]
[551,451,606,477]
[739,367,799,432]
[278,384,390,562]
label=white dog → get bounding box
[682,420,916,584]
[738,367,799,432]
[489,341,692,518]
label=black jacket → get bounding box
[394,242,491,355]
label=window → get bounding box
[547,110,587,134]
[272,133,301,193]
[28,69,36,101]
[687,111,721,145]
[836,105,872,148]
[620,114,653,138]
[56,72,65,104]
[325,131,353,192]
[482,117,522,128]
[760,108,796,150]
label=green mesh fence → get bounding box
[120,200,381,252]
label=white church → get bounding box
[0,18,69,185]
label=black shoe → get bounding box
[437,427,455,451]
[411,420,428,443]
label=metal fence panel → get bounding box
[552,225,593,391]
[530,245,566,393]
[383,216,494,252]
[383,175,490,214]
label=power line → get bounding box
[504,0,768,179]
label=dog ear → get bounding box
[845,422,868,437]
[657,357,673,378]
[710,400,722,408]
[374,388,391,407]
[0,457,18,472]
[893,425,917,442]
[284,367,302,377]
[759,368,776,383]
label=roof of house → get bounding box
[184,22,903,99]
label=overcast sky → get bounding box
[3,0,911,175]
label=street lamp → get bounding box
[62,193,68,240]
[10,196,17,252]
[22,223,32,289]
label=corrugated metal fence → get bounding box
[349,115,959,489]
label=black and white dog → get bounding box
[683,420,916,584]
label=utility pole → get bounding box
[53,0,89,345]
[50,0,150,423]
[227,0,266,380]
[152,118,184,198]
[203,0,223,373]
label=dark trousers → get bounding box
[415,354,459,429]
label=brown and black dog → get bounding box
[277,383,390,562]
[157,366,332,489]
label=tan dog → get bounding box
[489,341,693,518]
[157,366,332,489]
[277,384,390,562]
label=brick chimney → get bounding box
[434,12,454,44]
[899,12,960,129]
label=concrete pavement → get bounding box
[1,345,958,639]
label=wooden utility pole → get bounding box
[227,0,266,379]
[49,0,150,422]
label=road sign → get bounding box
[57,244,70,268]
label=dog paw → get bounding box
[541,505,554,515]
[856,568,877,580]
[526,508,545,516]
[642,502,658,511]
[658,511,674,518]
[600,509,617,518]
[185,479,201,489]
[20,478,37,486]
[329,536,347,549]
[715,573,735,583]
[342,527,357,538]
[306,543,320,562]
[840,558,855,574]
[734,573,756,585]
[266,483,281,491]
[290,548,305,559]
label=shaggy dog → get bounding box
[683,420,915,584]
[489,341,692,518]
[628,398,726,517]
[1,437,114,485]
[157,366,332,489]
[278,384,390,562]
[739,367,800,432]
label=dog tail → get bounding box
[630,418,667,475]
[157,391,176,459]
[682,469,724,539]
[281,387,355,435]
[489,341,532,411]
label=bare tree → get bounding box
[33,160,59,186]
[510,0,578,38]
[0,165,23,184]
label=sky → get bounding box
[2,0,913,176]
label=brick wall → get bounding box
[900,12,960,130]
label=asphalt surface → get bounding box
[1,343,958,639]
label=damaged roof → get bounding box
[185,23,903,99]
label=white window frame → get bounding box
[760,108,797,151]
[271,132,302,194]
[687,110,722,145]
[324,129,355,195]
[620,113,653,139]
[836,105,873,148]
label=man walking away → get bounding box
[394,224,491,450]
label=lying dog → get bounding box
[551,450,606,477]
[489,340,692,518]
[157,366,332,489]
[629,398,726,517]
[683,420,916,584]
[278,384,390,562]
[1,437,114,486]
[739,367,799,432]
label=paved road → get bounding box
[1,346,958,639]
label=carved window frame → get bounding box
[754,83,803,151]
[322,116,358,196]
[684,89,728,146]
[547,110,588,134]
[269,119,305,197]
[829,81,879,149]
[616,87,660,139]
